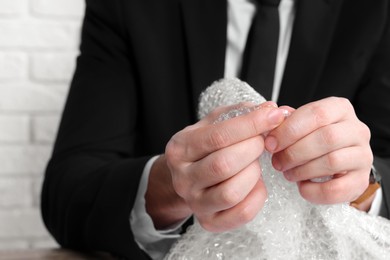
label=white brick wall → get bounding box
[0,0,85,249]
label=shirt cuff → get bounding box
[130,155,188,259]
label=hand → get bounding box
[265,97,373,205]
[163,102,287,232]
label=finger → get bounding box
[297,169,370,205]
[193,160,262,214]
[168,106,286,162]
[198,179,267,232]
[272,120,370,172]
[282,146,373,182]
[189,135,264,189]
[265,97,355,153]
[200,101,278,125]
[278,105,295,115]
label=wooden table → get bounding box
[0,249,115,260]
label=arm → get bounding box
[264,3,390,212]
[354,3,390,217]
[41,0,151,258]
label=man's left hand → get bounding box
[265,97,373,204]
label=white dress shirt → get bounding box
[130,0,382,259]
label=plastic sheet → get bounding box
[165,78,390,260]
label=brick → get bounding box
[31,238,59,249]
[0,115,29,143]
[0,52,27,79]
[0,240,29,250]
[0,145,52,175]
[32,115,61,143]
[0,0,84,249]
[32,0,85,17]
[0,177,32,207]
[31,52,78,82]
[0,209,49,238]
[0,21,81,49]
[32,176,44,207]
[0,84,66,112]
[0,0,27,15]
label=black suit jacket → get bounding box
[41,0,390,259]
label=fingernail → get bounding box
[272,156,282,171]
[283,171,293,181]
[268,109,283,124]
[263,102,278,108]
[281,109,291,117]
[265,136,278,152]
[254,102,278,110]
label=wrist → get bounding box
[145,155,192,229]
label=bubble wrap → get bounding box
[165,78,390,260]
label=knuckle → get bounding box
[359,122,371,141]
[220,188,241,207]
[335,97,355,117]
[337,97,354,112]
[258,186,268,202]
[209,155,231,177]
[251,136,266,155]
[171,175,198,201]
[298,186,312,202]
[188,187,201,201]
[184,190,204,213]
[311,103,330,126]
[352,172,370,201]
[286,168,301,181]
[284,124,300,141]
[208,106,224,119]
[320,181,343,204]
[359,177,370,194]
[359,179,370,197]
[207,129,230,149]
[325,151,342,172]
[298,181,342,204]
[249,115,263,135]
[283,147,298,164]
[321,127,339,147]
[198,217,218,232]
[254,135,265,147]
[238,186,266,224]
[171,177,188,198]
[366,149,374,165]
[238,205,257,224]
[165,137,182,164]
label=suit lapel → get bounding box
[278,0,344,107]
[180,0,227,113]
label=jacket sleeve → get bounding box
[354,2,390,218]
[41,0,151,258]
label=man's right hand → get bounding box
[161,102,287,232]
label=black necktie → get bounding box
[240,0,281,100]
